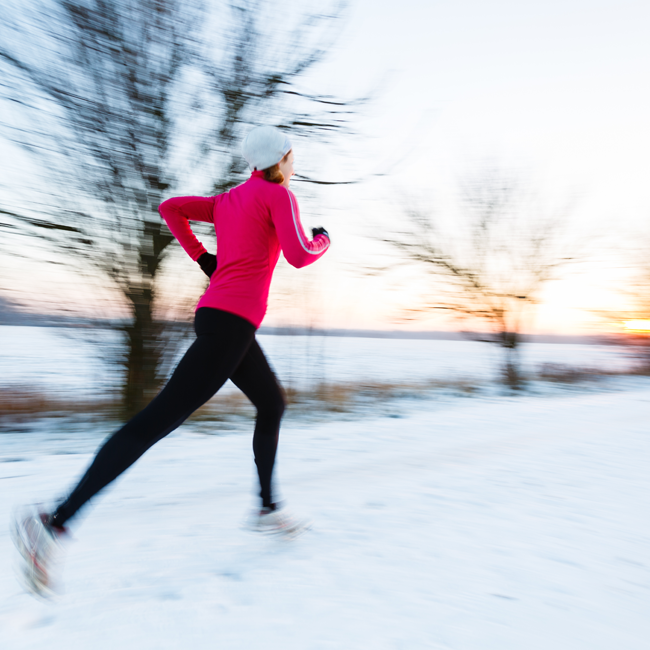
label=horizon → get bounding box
[0,299,632,344]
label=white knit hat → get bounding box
[242,126,292,171]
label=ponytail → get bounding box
[262,150,292,184]
[263,164,284,184]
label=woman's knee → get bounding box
[257,391,286,423]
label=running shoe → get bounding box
[245,505,311,538]
[12,506,67,597]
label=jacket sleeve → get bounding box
[158,196,216,261]
[270,188,330,268]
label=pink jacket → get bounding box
[159,171,330,328]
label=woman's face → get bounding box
[278,150,294,188]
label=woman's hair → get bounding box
[263,150,292,184]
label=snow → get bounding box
[2,387,650,649]
[0,326,638,396]
[0,326,123,395]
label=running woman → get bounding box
[12,126,331,596]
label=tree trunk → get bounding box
[120,212,175,417]
[500,331,523,390]
[122,284,163,418]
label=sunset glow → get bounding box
[623,320,650,332]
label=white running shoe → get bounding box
[245,506,311,538]
[12,506,67,597]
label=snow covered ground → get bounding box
[1,387,649,649]
[0,326,638,397]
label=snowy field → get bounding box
[1,387,650,649]
[0,326,638,397]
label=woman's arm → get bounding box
[270,188,330,268]
[158,196,216,261]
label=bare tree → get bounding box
[596,235,650,369]
[0,0,356,415]
[624,262,650,369]
[385,167,577,388]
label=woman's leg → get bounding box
[229,339,286,509]
[51,309,256,527]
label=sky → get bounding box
[2,0,650,334]
[286,0,650,334]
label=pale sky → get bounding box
[2,0,649,334]
[281,0,650,334]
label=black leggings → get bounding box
[52,308,285,526]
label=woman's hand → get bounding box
[312,227,330,241]
[197,252,217,278]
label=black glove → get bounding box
[312,227,330,241]
[197,252,217,278]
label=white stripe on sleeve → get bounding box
[285,188,328,255]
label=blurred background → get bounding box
[1,0,650,423]
[2,3,650,648]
